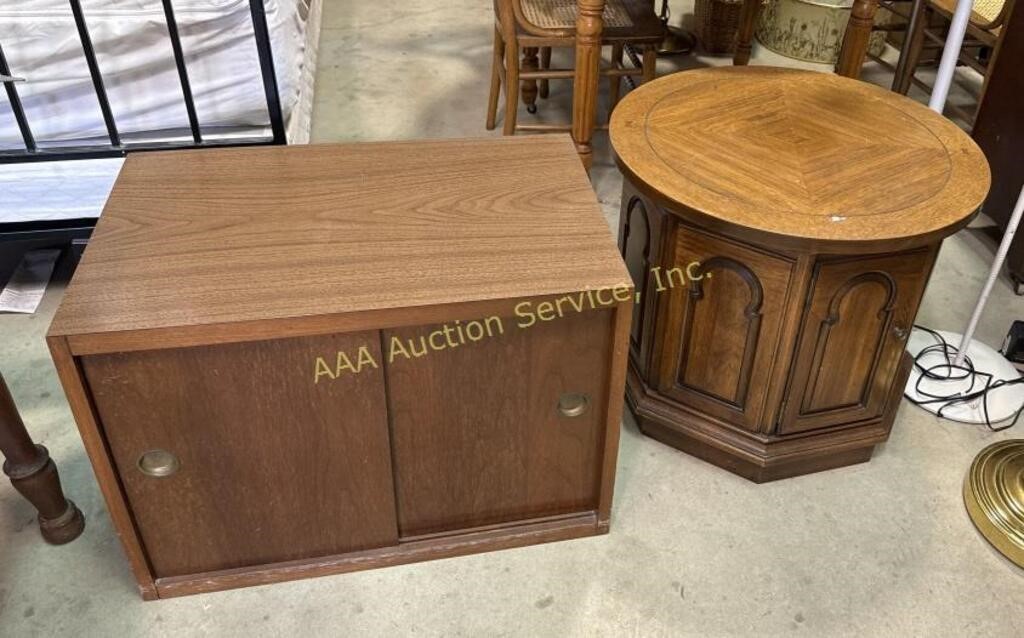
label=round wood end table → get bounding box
[609,66,990,482]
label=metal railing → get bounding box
[0,0,287,163]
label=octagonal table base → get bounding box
[609,67,990,483]
[618,182,934,482]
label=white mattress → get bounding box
[0,0,315,148]
[0,158,125,224]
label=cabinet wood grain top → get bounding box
[610,66,991,248]
[50,136,630,340]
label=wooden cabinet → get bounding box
[387,309,613,537]
[610,67,988,481]
[618,199,941,481]
[619,189,666,379]
[82,333,399,577]
[657,224,795,432]
[779,251,932,434]
[48,137,632,598]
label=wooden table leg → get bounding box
[572,0,606,171]
[733,0,762,66]
[0,371,84,544]
[836,0,880,78]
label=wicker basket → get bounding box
[695,0,744,54]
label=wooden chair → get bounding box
[567,0,865,166]
[486,0,663,140]
[1,369,85,544]
[823,0,1011,87]
[895,0,1014,98]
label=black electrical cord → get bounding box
[905,325,1024,431]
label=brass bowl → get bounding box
[964,440,1024,569]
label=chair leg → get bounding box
[642,45,657,83]
[733,0,762,65]
[835,0,880,78]
[894,3,928,94]
[503,41,520,135]
[486,26,503,131]
[521,47,540,114]
[0,372,85,545]
[539,46,552,99]
[609,43,624,110]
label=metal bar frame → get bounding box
[161,0,203,144]
[0,42,35,152]
[68,0,121,147]
[249,0,287,145]
[0,1,289,241]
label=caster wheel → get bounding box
[527,104,537,114]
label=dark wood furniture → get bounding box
[487,0,662,168]
[1,370,85,544]
[895,0,1013,101]
[47,136,633,599]
[972,0,1024,293]
[609,66,990,481]
[733,0,764,65]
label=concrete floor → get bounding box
[2,1,1024,635]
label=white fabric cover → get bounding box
[0,0,311,147]
[0,158,124,223]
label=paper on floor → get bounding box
[0,248,60,314]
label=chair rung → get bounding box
[515,124,608,132]
[603,67,642,77]
[923,28,990,50]
[516,124,573,132]
[519,67,641,81]
[519,69,575,80]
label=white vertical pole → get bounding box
[928,0,976,113]
[925,0,1019,364]
[909,0,1019,417]
[954,186,1024,366]
[924,0,1023,367]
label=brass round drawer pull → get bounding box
[137,450,180,478]
[557,393,590,418]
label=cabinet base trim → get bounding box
[626,365,890,482]
[637,417,875,482]
[152,512,602,598]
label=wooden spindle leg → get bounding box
[539,46,552,99]
[0,372,84,545]
[521,47,540,113]
[733,0,762,66]
[642,45,657,83]
[487,25,504,130]
[572,0,606,171]
[503,39,520,135]
[836,0,880,78]
[609,43,624,109]
[892,0,926,92]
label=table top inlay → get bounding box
[610,66,990,248]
